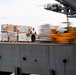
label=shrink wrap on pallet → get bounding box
[18,26,28,33]
[13,25,16,32]
[1,24,14,32]
[1,24,8,32]
[1,32,8,42]
[13,25,20,33]
[39,24,51,41]
[1,24,33,42]
[8,32,17,42]
[7,24,14,32]
[18,32,27,42]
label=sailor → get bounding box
[31,28,37,42]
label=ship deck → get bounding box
[0,41,76,45]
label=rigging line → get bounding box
[66,7,70,31]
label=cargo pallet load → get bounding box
[38,22,76,43]
[38,24,51,42]
[1,24,32,42]
[1,24,9,42]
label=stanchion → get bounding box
[15,67,21,75]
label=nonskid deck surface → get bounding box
[0,41,76,45]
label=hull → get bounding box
[0,42,75,75]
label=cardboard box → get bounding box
[18,32,27,42]
[19,26,28,33]
[8,32,17,42]
[1,32,8,42]
[7,24,14,32]
[1,24,8,32]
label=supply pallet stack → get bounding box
[1,24,32,42]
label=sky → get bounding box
[0,0,76,34]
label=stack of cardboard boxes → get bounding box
[18,26,28,42]
[1,24,32,42]
[1,24,9,42]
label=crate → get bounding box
[1,24,8,32]
[1,32,8,42]
[18,26,28,33]
[7,24,14,32]
[8,32,18,42]
[13,25,20,33]
[18,32,27,42]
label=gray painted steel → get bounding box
[0,43,76,75]
[64,0,76,8]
